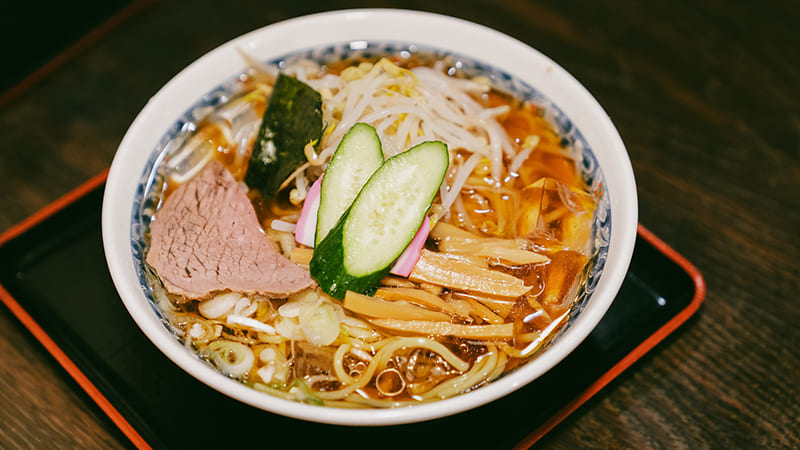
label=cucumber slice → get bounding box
[316,123,384,245]
[310,140,449,299]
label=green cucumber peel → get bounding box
[316,123,384,245]
[310,140,449,299]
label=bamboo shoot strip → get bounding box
[343,291,451,322]
[409,249,532,298]
[375,287,463,317]
[433,224,550,265]
[370,319,514,339]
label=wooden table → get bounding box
[1,1,797,448]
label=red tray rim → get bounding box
[0,170,149,449]
[0,171,706,449]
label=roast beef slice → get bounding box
[146,160,314,300]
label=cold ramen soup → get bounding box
[142,51,599,408]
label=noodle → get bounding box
[333,344,359,385]
[147,52,597,408]
[420,345,499,400]
[316,337,469,401]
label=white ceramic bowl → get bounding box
[102,9,637,426]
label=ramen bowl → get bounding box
[102,9,637,426]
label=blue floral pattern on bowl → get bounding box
[130,41,611,352]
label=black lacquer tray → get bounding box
[0,174,705,449]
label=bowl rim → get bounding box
[102,8,637,426]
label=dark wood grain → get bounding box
[0,0,797,448]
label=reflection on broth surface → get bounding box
[143,52,598,408]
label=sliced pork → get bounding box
[146,160,314,300]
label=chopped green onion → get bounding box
[202,340,255,378]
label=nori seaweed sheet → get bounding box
[245,74,323,198]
